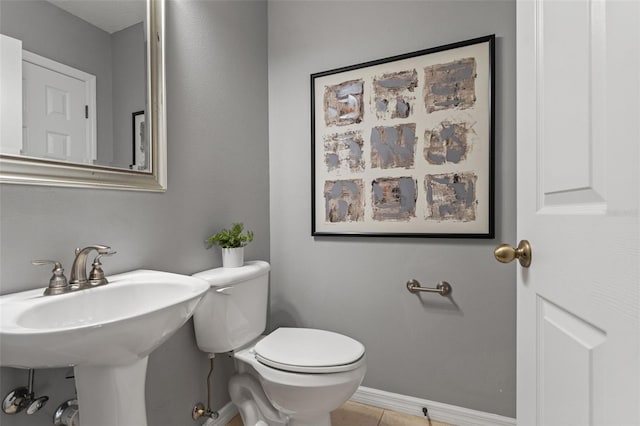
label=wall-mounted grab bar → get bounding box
[406,279,452,296]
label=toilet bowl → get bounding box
[231,330,366,426]
[192,262,366,426]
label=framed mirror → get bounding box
[0,0,166,191]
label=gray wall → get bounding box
[268,0,517,418]
[0,1,269,425]
[0,0,517,422]
[0,0,115,165]
[111,22,147,169]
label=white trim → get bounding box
[22,50,96,83]
[351,386,515,426]
[203,401,239,426]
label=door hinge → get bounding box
[85,105,89,119]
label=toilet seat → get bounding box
[254,328,365,374]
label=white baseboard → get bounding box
[202,401,239,426]
[351,386,515,426]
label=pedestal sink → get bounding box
[0,270,209,426]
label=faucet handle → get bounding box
[88,251,117,286]
[94,251,116,261]
[32,259,61,267]
[32,260,69,295]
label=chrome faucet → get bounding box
[69,245,113,288]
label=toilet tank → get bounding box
[192,261,270,354]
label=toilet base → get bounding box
[229,374,286,426]
[229,373,335,426]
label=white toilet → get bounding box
[192,261,366,426]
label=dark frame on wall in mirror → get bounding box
[131,110,146,170]
[311,35,495,238]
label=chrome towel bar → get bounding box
[406,279,452,296]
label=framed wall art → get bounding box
[311,35,495,238]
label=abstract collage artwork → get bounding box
[312,35,495,238]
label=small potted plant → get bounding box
[206,223,254,268]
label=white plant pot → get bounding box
[222,247,244,268]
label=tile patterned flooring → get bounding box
[226,401,453,426]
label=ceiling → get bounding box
[47,0,146,34]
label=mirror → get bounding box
[0,0,166,191]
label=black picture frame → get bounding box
[311,35,495,238]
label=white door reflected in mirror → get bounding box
[21,51,97,165]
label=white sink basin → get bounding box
[0,269,209,426]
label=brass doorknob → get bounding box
[494,240,532,268]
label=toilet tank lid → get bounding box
[192,260,270,287]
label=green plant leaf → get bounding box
[206,223,254,249]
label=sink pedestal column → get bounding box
[75,356,148,426]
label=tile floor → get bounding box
[226,401,453,426]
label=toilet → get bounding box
[192,261,366,426]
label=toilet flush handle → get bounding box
[215,287,233,295]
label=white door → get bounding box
[22,53,96,164]
[514,0,639,425]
